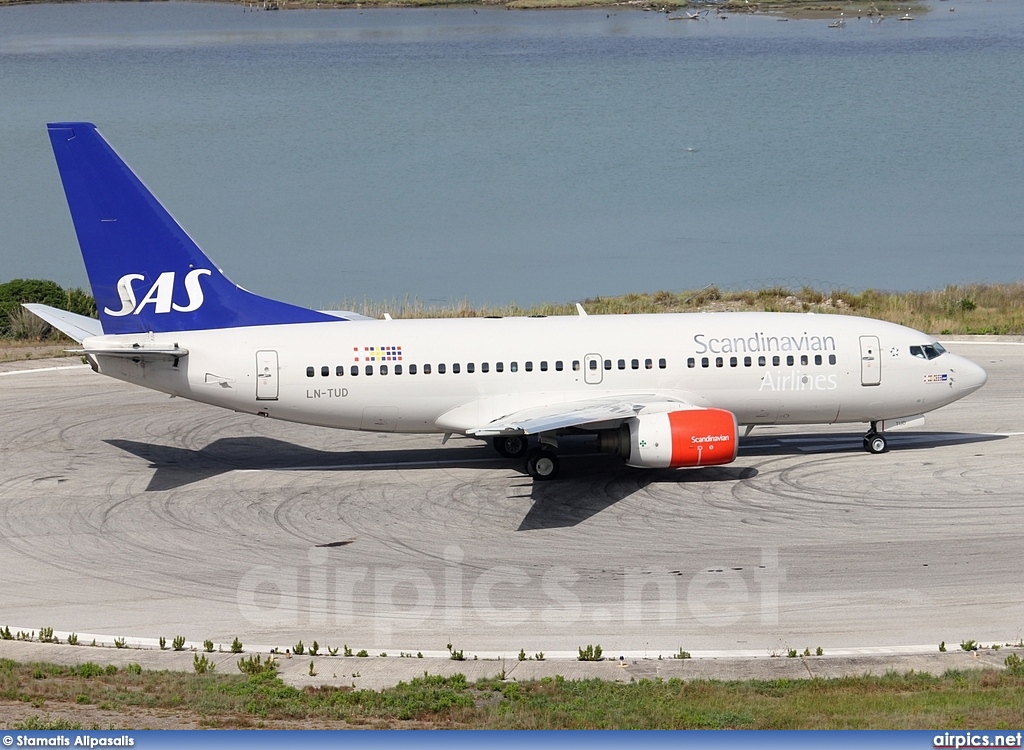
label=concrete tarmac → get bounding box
[1,339,1022,676]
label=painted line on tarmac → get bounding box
[0,364,90,377]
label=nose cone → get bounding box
[955,355,988,396]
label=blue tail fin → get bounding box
[47,122,339,335]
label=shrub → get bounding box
[203,640,214,653]
[38,627,55,644]
[356,650,368,658]
[113,637,127,649]
[67,633,79,646]
[578,644,603,662]
[787,649,798,658]
[159,637,167,651]
[125,663,142,675]
[1005,653,1024,677]
[0,626,12,640]
[673,648,691,660]
[328,646,339,656]
[293,641,305,656]
[193,654,215,674]
[960,640,978,652]
[939,641,947,652]
[309,640,319,656]
[309,660,317,677]
[172,635,186,651]
[447,643,465,661]
[816,647,823,656]
[237,654,278,676]
[73,663,104,679]
[230,637,243,654]
[518,649,527,662]
[343,645,353,657]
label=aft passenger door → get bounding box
[584,353,603,385]
[859,336,881,386]
[256,350,279,400]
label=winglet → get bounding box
[47,122,341,334]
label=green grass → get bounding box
[2,657,1023,729]
[333,282,1024,336]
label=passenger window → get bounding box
[424,364,432,374]
[687,358,695,368]
[409,364,418,375]
[525,361,533,372]
[604,360,612,370]
[453,363,461,374]
[786,356,794,366]
[828,354,836,365]
[588,360,597,370]
[438,364,446,374]
[395,364,403,375]
[758,356,766,367]
[730,357,738,368]
[306,367,314,378]
[380,365,388,375]
[800,355,808,366]
[573,361,581,371]
[701,357,709,368]
[556,361,564,371]
[496,362,504,373]
[659,358,666,369]
[617,359,626,370]
[510,362,518,373]
[540,361,548,372]
[365,365,373,376]
[467,363,474,373]
[645,359,653,369]
[814,355,822,366]
[772,356,780,367]
[716,357,724,368]
[321,366,329,377]
[744,356,751,367]
[481,362,489,373]
[336,365,344,376]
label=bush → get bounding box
[203,640,215,653]
[126,663,142,675]
[0,278,96,338]
[578,644,603,662]
[172,635,185,651]
[309,640,319,656]
[67,633,78,646]
[230,637,243,654]
[1005,653,1024,677]
[113,637,127,649]
[159,637,167,651]
[960,640,978,652]
[293,641,305,656]
[193,654,215,674]
[237,654,278,676]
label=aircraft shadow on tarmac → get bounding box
[106,430,1002,529]
[105,437,507,492]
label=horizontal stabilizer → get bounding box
[22,303,102,343]
[74,346,189,362]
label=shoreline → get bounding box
[0,0,928,17]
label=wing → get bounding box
[464,395,696,436]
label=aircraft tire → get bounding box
[525,448,560,480]
[493,435,529,458]
[866,434,887,454]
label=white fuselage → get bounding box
[81,311,987,436]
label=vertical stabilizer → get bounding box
[47,122,339,334]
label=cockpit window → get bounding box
[910,344,946,360]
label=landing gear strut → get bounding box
[492,435,529,459]
[525,447,560,480]
[863,422,887,454]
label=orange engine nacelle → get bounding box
[626,408,738,469]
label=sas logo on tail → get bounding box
[104,269,212,317]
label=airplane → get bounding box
[27,122,988,481]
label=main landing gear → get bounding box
[863,422,888,454]
[492,435,529,459]
[491,435,560,480]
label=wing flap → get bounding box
[463,394,695,436]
